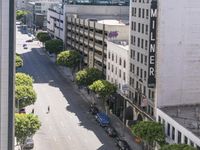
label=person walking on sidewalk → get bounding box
[31,108,34,114]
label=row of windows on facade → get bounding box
[107,75,125,90]
[132,0,150,3]
[108,52,126,68]
[130,49,148,65]
[131,36,148,50]
[158,116,200,149]
[129,77,155,99]
[132,7,149,19]
[107,63,126,82]
[130,64,147,81]
[131,21,149,35]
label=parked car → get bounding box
[115,138,130,150]
[23,137,34,149]
[23,44,27,47]
[89,104,99,115]
[95,112,110,127]
[105,126,117,137]
[24,45,28,49]
[26,39,33,42]
[19,108,26,114]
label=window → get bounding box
[184,136,188,144]
[108,52,110,59]
[172,127,175,140]
[133,64,135,73]
[134,22,136,31]
[131,35,133,44]
[133,50,136,59]
[142,9,145,18]
[132,7,134,16]
[123,60,126,68]
[133,36,136,45]
[178,131,181,144]
[142,24,144,33]
[123,72,126,81]
[137,38,140,47]
[141,39,144,48]
[119,69,121,78]
[115,67,117,75]
[144,71,147,80]
[137,52,140,62]
[111,65,114,72]
[108,62,110,70]
[138,23,140,32]
[143,86,146,95]
[145,40,148,50]
[131,49,133,58]
[131,21,133,30]
[145,24,148,35]
[167,123,170,136]
[140,69,143,78]
[145,56,147,65]
[138,8,141,17]
[130,63,132,72]
[112,53,114,61]
[146,9,149,19]
[119,58,122,65]
[137,67,139,76]
[141,54,143,63]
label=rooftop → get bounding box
[98,19,126,26]
[161,104,200,138]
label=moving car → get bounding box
[24,45,28,49]
[23,137,34,149]
[105,126,117,137]
[115,138,130,150]
[95,112,110,127]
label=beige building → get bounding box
[0,0,15,149]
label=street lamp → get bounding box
[17,97,28,113]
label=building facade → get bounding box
[0,0,15,149]
[129,0,154,121]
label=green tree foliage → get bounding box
[16,54,23,68]
[89,80,117,100]
[45,39,63,54]
[16,10,28,20]
[161,144,196,150]
[16,73,33,87]
[131,121,165,145]
[15,86,37,109]
[56,50,81,69]
[75,68,102,86]
[36,32,50,44]
[15,113,41,145]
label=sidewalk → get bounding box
[44,49,144,150]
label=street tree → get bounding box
[131,121,165,149]
[89,80,117,100]
[16,72,33,87]
[15,113,41,148]
[36,32,50,44]
[15,85,37,109]
[16,54,23,68]
[161,144,196,150]
[16,10,28,20]
[56,50,81,72]
[75,68,102,86]
[45,39,63,54]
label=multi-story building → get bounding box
[129,0,154,121]
[26,1,60,31]
[0,0,15,149]
[129,0,200,148]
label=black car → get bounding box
[26,39,33,42]
[89,105,99,115]
[116,138,130,150]
[105,126,117,137]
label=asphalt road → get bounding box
[16,25,118,150]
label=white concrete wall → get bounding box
[156,0,200,107]
[157,109,200,147]
[106,40,129,93]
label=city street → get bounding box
[16,25,118,150]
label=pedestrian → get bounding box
[48,105,50,113]
[31,108,34,114]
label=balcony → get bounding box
[94,53,102,62]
